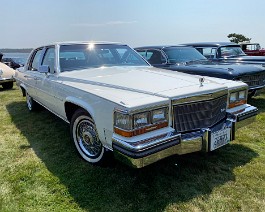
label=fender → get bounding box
[65,96,96,120]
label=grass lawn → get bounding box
[0,86,265,212]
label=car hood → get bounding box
[186,62,265,76]
[224,55,265,63]
[59,66,230,106]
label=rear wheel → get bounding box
[26,91,38,111]
[70,109,105,164]
[2,82,13,89]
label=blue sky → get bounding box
[1,0,265,48]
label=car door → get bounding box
[34,46,63,115]
[23,48,44,100]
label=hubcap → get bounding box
[76,119,102,157]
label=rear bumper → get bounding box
[112,104,258,168]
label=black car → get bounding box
[184,42,265,65]
[1,57,26,69]
[135,45,265,96]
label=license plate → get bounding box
[210,128,231,151]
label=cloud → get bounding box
[73,21,137,27]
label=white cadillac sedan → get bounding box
[0,62,15,89]
[15,42,258,168]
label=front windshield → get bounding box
[163,47,207,63]
[59,44,149,72]
[219,46,246,58]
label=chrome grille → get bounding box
[240,73,265,88]
[173,95,227,132]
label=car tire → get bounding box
[2,82,13,89]
[26,91,38,111]
[70,109,105,164]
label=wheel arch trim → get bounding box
[65,96,96,122]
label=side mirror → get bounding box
[39,65,50,74]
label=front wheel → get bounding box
[70,109,105,164]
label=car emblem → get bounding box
[199,77,205,87]
[221,108,226,113]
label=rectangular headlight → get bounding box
[134,112,150,128]
[228,89,247,108]
[152,108,168,123]
[114,106,169,137]
[114,112,132,130]
[229,92,237,103]
[239,90,246,100]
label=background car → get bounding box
[240,42,265,56]
[2,57,26,69]
[184,42,265,65]
[0,62,15,89]
[135,45,265,97]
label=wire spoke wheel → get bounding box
[71,109,104,164]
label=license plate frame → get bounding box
[210,128,231,151]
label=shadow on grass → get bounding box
[7,101,259,212]
[248,95,265,113]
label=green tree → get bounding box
[227,33,251,43]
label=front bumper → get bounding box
[112,104,258,168]
[248,85,265,97]
[0,77,15,85]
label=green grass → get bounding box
[0,86,265,212]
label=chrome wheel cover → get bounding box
[75,118,102,158]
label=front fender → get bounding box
[65,96,96,120]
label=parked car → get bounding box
[2,57,26,69]
[15,42,258,168]
[184,42,265,65]
[240,42,265,56]
[0,62,15,89]
[135,45,265,97]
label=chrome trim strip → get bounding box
[114,105,169,115]
[113,131,180,151]
[172,89,228,105]
[229,86,248,94]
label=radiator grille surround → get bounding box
[240,73,265,88]
[173,95,227,132]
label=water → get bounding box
[2,53,30,65]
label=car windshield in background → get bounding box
[59,44,149,72]
[163,47,207,63]
[219,46,246,58]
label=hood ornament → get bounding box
[199,77,205,87]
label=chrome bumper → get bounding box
[0,77,15,85]
[112,104,258,168]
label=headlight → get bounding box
[239,90,247,100]
[114,112,132,130]
[134,112,150,128]
[229,92,237,103]
[152,108,168,123]
[114,107,168,137]
[228,89,247,108]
